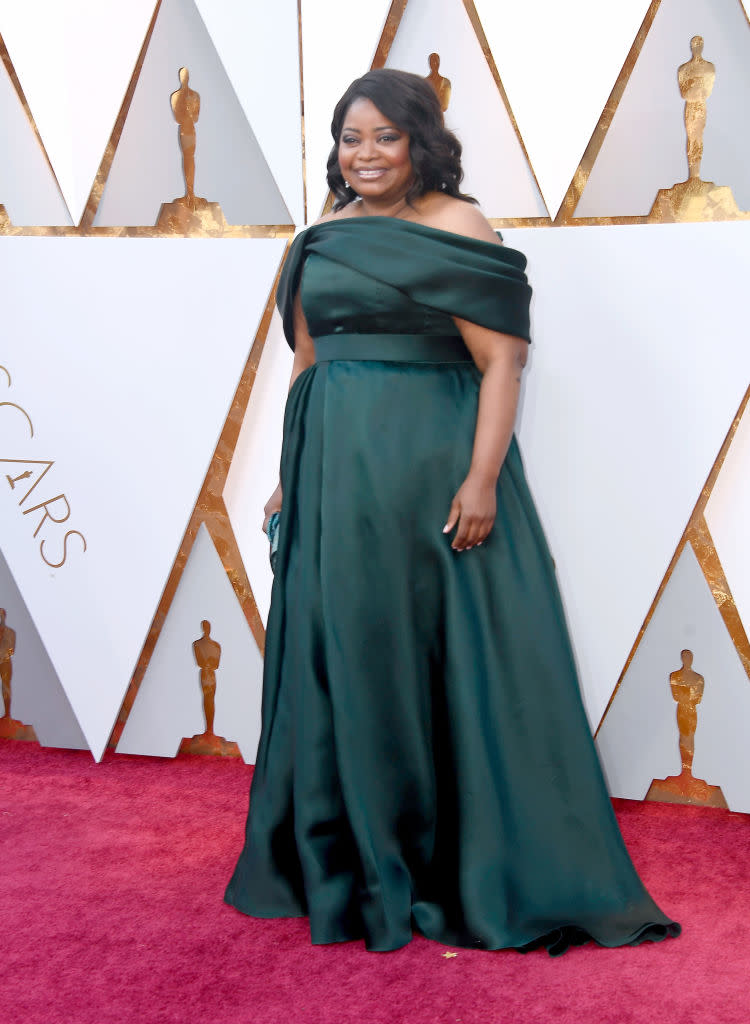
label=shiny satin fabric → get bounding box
[276,217,532,348]
[225,218,679,953]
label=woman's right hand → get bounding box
[263,482,283,533]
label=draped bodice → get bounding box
[276,216,532,347]
[301,252,460,338]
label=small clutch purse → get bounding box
[265,511,281,573]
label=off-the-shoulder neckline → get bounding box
[293,215,505,250]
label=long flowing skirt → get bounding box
[225,357,679,954]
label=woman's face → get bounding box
[337,98,413,203]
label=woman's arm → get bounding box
[443,320,528,550]
[423,197,528,550]
[263,290,316,530]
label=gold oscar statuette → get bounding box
[156,67,229,235]
[425,53,451,113]
[179,620,240,756]
[649,36,748,223]
[0,204,10,231]
[0,608,36,741]
[646,649,728,808]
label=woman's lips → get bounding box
[354,169,387,179]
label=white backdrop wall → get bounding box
[0,51,72,225]
[473,0,653,218]
[507,221,750,724]
[0,549,88,749]
[0,0,158,225]
[596,542,750,812]
[94,0,291,227]
[0,1,749,810]
[1,236,284,760]
[576,0,750,217]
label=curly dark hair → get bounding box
[326,68,477,211]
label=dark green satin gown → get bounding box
[225,218,679,954]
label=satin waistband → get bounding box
[313,333,472,363]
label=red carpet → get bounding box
[2,737,748,1024]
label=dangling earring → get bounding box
[344,180,350,188]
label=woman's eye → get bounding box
[342,136,358,145]
[379,135,398,143]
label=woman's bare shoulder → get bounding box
[416,195,502,245]
[313,202,361,225]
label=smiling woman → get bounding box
[224,68,680,956]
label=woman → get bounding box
[225,69,680,955]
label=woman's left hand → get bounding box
[443,473,497,551]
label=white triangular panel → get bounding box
[0,0,157,225]
[224,309,294,626]
[597,545,750,813]
[0,549,87,750]
[474,0,650,219]
[301,0,393,220]
[0,235,284,759]
[385,0,546,218]
[504,221,750,726]
[705,399,750,640]
[0,47,71,225]
[95,0,289,227]
[576,0,750,217]
[116,524,263,762]
[194,0,304,224]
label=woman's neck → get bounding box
[353,195,411,219]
